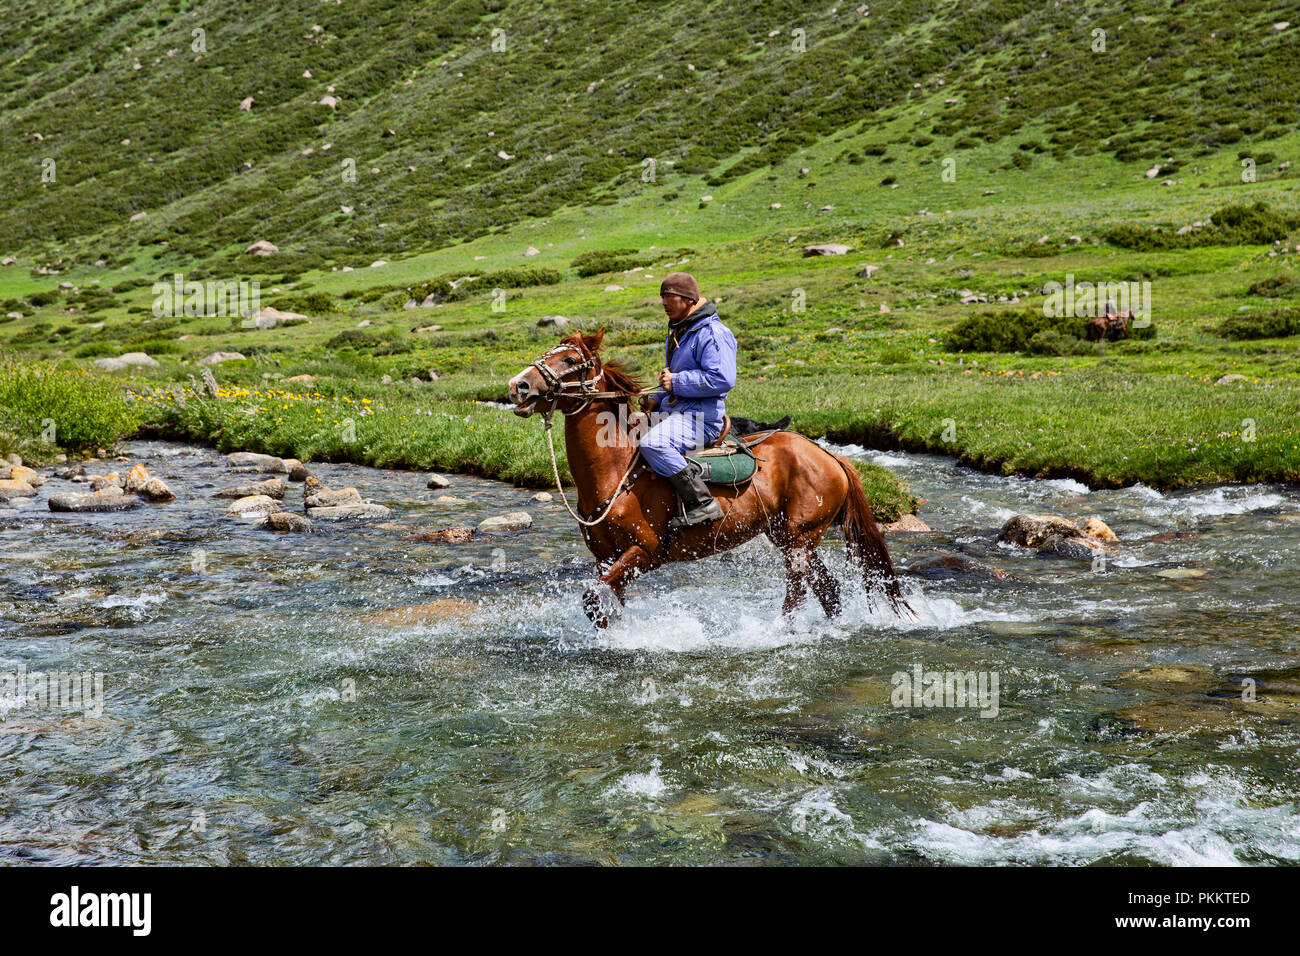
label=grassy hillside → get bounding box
[2,0,1297,273]
[2,1,1299,503]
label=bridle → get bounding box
[527,342,604,421]
[522,341,656,528]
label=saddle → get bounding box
[687,414,792,485]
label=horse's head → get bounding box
[508,328,607,417]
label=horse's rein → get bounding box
[530,343,652,528]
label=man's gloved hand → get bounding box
[658,368,674,392]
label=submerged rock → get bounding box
[907,555,1014,582]
[407,526,475,543]
[359,598,477,626]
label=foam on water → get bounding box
[98,590,168,610]
[606,758,669,801]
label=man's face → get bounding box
[661,293,695,322]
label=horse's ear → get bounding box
[582,327,606,353]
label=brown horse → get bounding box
[507,329,908,628]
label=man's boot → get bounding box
[666,459,722,529]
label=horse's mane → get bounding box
[601,361,645,397]
[561,332,646,399]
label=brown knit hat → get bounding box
[659,272,700,302]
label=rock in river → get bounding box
[479,511,533,532]
[260,512,314,533]
[308,503,392,521]
[124,463,175,501]
[305,487,364,509]
[881,514,931,534]
[0,479,38,501]
[227,494,280,518]
[228,451,289,474]
[49,487,143,512]
[998,513,1089,549]
[213,478,286,499]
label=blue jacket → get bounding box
[649,300,737,430]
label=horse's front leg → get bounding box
[583,545,656,629]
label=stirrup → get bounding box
[670,499,722,530]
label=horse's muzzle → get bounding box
[508,375,540,416]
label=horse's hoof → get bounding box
[583,584,619,628]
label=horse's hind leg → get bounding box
[808,548,842,618]
[780,544,810,615]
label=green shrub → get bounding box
[9,322,52,345]
[571,249,648,277]
[949,309,1091,352]
[1215,308,1300,340]
[271,291,337,314]
[1105,202,1299,250]
[0,362,143,454]
[1248,274,1300,298]
[326,329,382,350]
[73,341,121,358]
[1026,329,1100,356]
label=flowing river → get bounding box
[2,440,1298,865]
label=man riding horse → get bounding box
[505,273,908,628]
[640,272,737,530]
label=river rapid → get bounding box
[2,440,1298,865]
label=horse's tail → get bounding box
[833,455,910,616]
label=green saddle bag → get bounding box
[686,438,757,485]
